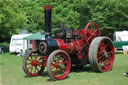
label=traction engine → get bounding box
[23,6,115,80]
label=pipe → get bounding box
[43,6,53,35]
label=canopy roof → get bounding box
[23,32,45,40]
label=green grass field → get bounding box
[0,53,128,85]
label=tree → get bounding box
[0,0,27,41]
[1,0,128,42]
[82,0,128,36]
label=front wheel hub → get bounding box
[31,60,38,66]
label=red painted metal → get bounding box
[84,22,101,46]
[23,22,114,80]
[48,51,71,80]
[31,40,35,50]
[55,39,78,54]
[43,6,53,10]
[24,51,46,76]
[53,23,101,61]
[97,39,115,72]
[22,5,115,80]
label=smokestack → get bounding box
[43,6,53,35]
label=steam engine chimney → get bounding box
[43,6,53,35]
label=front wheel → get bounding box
[23,50,46,76]
[47,50,71,80]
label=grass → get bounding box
[0,53,128,85]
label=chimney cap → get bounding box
[43,5,53,10]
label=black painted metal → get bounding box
[46,38,59,53]
[44,8,52,35]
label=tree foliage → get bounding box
[0,0,128,41]
[0,0,27,41]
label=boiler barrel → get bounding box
[55,39,80,54]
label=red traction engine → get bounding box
[22,6,115,80]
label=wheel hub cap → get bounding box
[103,51,108,58]
[31,60,38,66]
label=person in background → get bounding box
[124,72,128,77]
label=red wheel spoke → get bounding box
[62,60,67,64]
[34,67,36,73]
[98,56,105,64]
[98,49,103,55]
[26,63,31,65]
[107,51,113,54]
[87,36,92,42]
[35,55,38,60]
[100,43,106,51]
[38,56,44,60]
[28,65,33,70]
[38,64,42,68]
[51,62,55,66]
[107,61,112,66]
[107,51,114,58]
[52,69,58,76]
[102,42,107,49]
[98,56,103,61]
[52,69,57,74]
[105,43,110,49]
[30,66,33,73]
[35,66,39,72]
[34,53,37,57]
[93,29,97,34]
[59,69,62,76]
[100,44,106,51]
[27,58,32,61]
[50,66,55,69]
[91,24,93,31]
[28,65,33,73]
[37,57,45,62]
[57,55,60,62]
[38,62,43,65]
[98,61,102,66]
[104,60,109,66]
[87,30,92,35]
[98,60,105,67]
[62,57,65,62]
[30,56,33,60]
[37,58,41,62]
[55,69,58,76]
[53,58,56,63]
[60,68,65,73]
[38,61,43,63]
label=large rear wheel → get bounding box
[47,50,71,80]
[89,37,115,72]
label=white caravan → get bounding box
[9,34,32,54]
[113,30,128,42]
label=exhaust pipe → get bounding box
[43,6,53,35]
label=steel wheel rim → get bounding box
[97,38,115,72]
[89,37,115,72]
[24,51,45,76]
[48,51,71,80]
